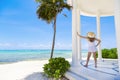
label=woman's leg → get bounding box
[93,52,97,68]
[84,52,91,67]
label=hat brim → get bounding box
[87,32,95,38]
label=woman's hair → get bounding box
[88,37,95,42]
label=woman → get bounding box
[77,32,101,68]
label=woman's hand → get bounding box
[77,32,88,39]
[95,38,101,47]
[77,32,79,35]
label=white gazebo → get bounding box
[66,0,120,79]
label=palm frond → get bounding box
[36,0,72,23]
[63,14,67,17]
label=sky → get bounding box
[0,0,116,50]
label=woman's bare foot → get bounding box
[95,65,97,68]
[84,65,88,67]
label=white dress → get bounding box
[88,41,97,52]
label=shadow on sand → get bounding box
[24,72,69,80]
[24,72,48,80]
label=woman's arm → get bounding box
[95,38,101,47]
[77,32,88,39]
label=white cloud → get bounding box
[0,42,71,50]
[0,43,12,47]
[55,42,72,49]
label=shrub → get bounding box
[96,48,118,59]
[43,57,70,79]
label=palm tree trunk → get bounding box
[50,17,56,59]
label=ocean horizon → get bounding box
[0,49,88,63]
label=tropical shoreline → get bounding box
[0,49,88,64]
[0,59,71,80]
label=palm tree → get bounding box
[36,0,71,59]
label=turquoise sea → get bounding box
[0,50,88,63]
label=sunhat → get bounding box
[87,32,95,38]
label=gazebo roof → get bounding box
[68,0,114,16]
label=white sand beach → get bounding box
[0,60,49,80]
[0,59,71,80]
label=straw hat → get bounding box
[87,32,95,38]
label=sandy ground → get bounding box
[0,60,49,80]
[0,59,71,80]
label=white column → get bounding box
[72,8,79,66]
[114,0,120,73]
[96,14,102,61]
[77,9,82,61]
[71,0,79,66]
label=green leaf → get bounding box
[43,57,70,79]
